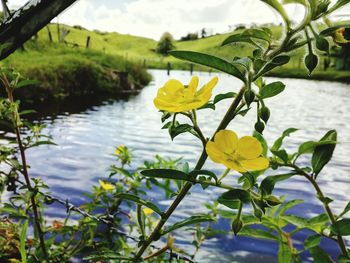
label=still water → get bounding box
[11,70,350,262]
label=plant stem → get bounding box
[133,86,246,261]
[218,168,230,183]
[1,74,48,257]
[290,164,349,258]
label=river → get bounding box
[3,69,350,262]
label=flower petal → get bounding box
[214,130,238,154]
[222,159,245,172]
[196,76,218,99]
[206,141,225,163]
[237,136,262,159]
[187,76,199,97]
[239,157,269,171]
[153,98,178,112]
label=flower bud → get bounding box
[255,121,265,134]
[265,195,282,206]
[259,106,270,123]
[244,90,255,106]
[231,218,243,236]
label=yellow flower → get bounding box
[333,27,350,45]
[114,145,125,155]
[99,180,115,191]
[206,130,269,172]
[143,207,154,216]
[153,76,218,113]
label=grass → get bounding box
[37,23,348,81]
[0,39,152,103]
[1,23,349,103]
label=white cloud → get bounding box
[3,0,350,40]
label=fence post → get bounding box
[190,63,194,75]
[167,62,171,76]
[86,36,91,48]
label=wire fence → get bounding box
[14,179,196,263]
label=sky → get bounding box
[2,0,350,40]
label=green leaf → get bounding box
[20,219,28,263]
[189,170,218,183]
[309,246,334,263]
[16,79,40,89]
[338,202,350,218]
[330,219,350,236]
[219,189,251,203]
[260,173,296,195]
[319,24,350,36]
[141,169,192,182]
[169,123,193,140]
[261,0,291,27]
[312,130,337,177]
[271,149,289,163]
[305,53,319,75]
[256,55,290,78]
[277,199,304,216]
[316,37,329,54]
[239,226,279,240]
[162,215,214,235]
[304,234,321,249]
[326,0,350,14]
[283,215,309,228]
[222,34,259,47]
[278,242,293,263]
[213,92,237,104]
[217,197,241,210]
[271,128,298,151]
[170,50,246,82]
[253,131,268,156]
[115,193,163,216]
[298,140,336,156]
[84,254,133,261]
[259,81,286,99]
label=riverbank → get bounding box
[0,43,151,103]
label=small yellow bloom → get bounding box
[206,130,269,172]
[167,235,175,248]
[99,180,115,191]
[333,27,350,45]
[153,76,218,113]
[115,145,125,155]
[143,207,154,216]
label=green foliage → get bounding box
[156,32,175,55]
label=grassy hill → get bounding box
[31,23,349,82]
[1,23,349,97]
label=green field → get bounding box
[1,23,349,100]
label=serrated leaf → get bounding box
[162,215,214,235]
[170,50,246,82]
[259,81,286,99]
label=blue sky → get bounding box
[3,0,350,40]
